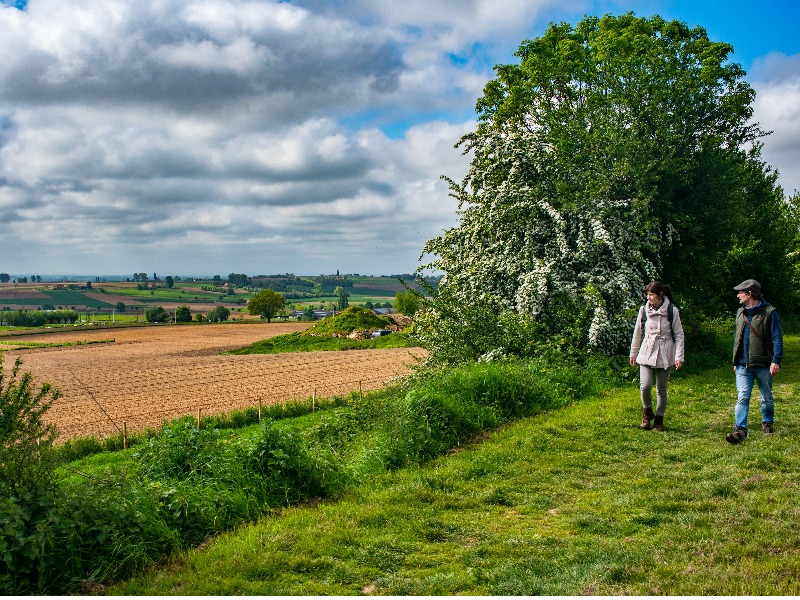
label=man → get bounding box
[726,279,784,443]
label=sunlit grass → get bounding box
[112,337,800,595]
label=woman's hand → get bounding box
[629,357,636,368]
[675,360,683,370]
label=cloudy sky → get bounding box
[1,0,798,278]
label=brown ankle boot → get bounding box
[652,415,664,432]
[640,407,654,430]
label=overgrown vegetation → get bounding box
[0,357,61,593]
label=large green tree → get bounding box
[421,13,795,358]
[248,289,286,323]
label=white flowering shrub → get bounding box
[418,14,782,361]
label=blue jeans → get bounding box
[734,366,774,431]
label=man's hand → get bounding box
[675,360,683,370]
[770,363,781,376]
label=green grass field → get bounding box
[103,286,229,303]
[110,337,800,595]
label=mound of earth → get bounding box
[303,306,402,337]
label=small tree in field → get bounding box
[248,289,286,323]
[175,305,192,323]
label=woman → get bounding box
[629,281,685,431]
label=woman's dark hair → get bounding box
[645,280,673,303]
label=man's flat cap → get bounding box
[734,279,761,293]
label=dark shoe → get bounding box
[640,407,654,430]
[762,422,774,434]
[726,427,748,444]
[652,415,664,432]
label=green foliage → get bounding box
[1,309,79,326]
[0,357,61,593]
[206,305,230,322]
[135,421,226,481]
[394,289,420,316]
[248,289,287,322]
[175,305,192,323]
[144,306,168,323]
[421,13,797,359]
[245,420,328,505]
[0,357,60,503]
[412,283,591,365]
[334,286,350,310]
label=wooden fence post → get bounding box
[197,408,201,429]
[258,398,262,423]
[312,388,316,412]
[123,420,128,449]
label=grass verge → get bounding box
[110,337,800,595]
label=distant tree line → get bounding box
[0,310,80,326]
[143,305,231,324]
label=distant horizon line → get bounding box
[0,272,439,281]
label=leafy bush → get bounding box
[135,420,226,480]
[0,357,61,593]
[0,358,61,502]
[245,419,330,505]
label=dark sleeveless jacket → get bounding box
[733,303,775,368]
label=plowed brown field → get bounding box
[2,323,425,441]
